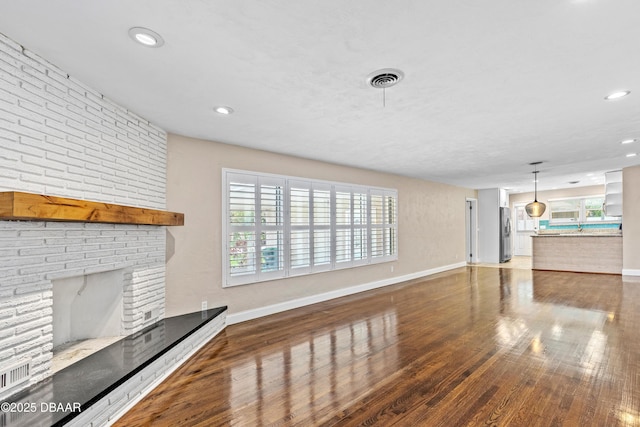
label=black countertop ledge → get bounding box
[1,306,226,427]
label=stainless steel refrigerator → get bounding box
[499,207,512,263]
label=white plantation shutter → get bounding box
[227,176,258,278]
[223,169,397,287]
[226,174,258,284]
[312,183,332,272]
[370,193,384,258]
[289,181,312,275]
[335,187,369,267]
[258,177,286,281]
[225,173,286,286]
[335,189,352,264]
[353,191,368,265]
[371,190,398,262]
[385,193,398,257]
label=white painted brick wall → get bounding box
[0,32,169,400]
[0,33,166,208]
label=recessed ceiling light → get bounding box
[128,27,164,47]
[214,106,234,115]
[621,139,637,144]
[626,153,637,158]
[604,90,630,100]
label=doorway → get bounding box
[465,198,478,263]
[513,203,536,256]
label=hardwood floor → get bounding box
[476,255,532,270]
[115,267,640,426]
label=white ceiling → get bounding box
[2,0,639,192]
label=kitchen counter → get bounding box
[532,234,622,274]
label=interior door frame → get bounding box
[513,202,535,256]
[465,198,478,264]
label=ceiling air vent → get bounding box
[367,68,404,89]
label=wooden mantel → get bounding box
[0,192,184,226]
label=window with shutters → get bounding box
[223,170,398,287]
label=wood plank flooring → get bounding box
[115,267,640,426]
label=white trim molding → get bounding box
[622,269,640,277]
[226,262,467,325]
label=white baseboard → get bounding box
[226,262,467,325]
[622,269,640,277]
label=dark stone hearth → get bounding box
[0,307,226,427]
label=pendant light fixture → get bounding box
[525,162,546,218]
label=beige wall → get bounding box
[508,185,605,222]
[165,134,475,317]
[623,165,640,272]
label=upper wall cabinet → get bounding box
[605,170,623,217]
[499,188,509,208]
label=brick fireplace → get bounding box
[0,32,170,400]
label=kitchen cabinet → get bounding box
[605,170,623,217]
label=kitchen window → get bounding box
[549,196,617,224]
[223,169,398,287]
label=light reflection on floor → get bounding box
[229,310,398,426]
[488,268,618,378]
